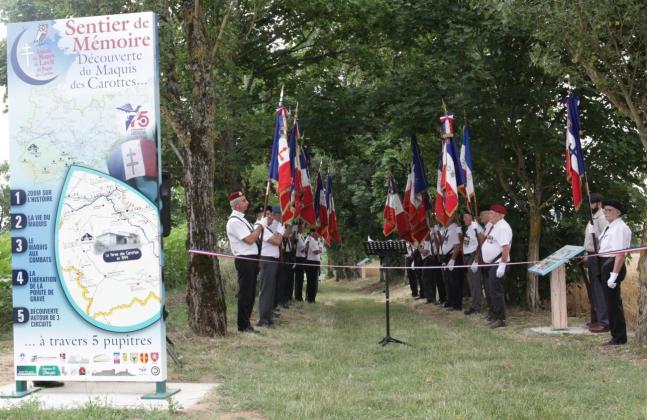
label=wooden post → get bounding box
[550,265,568,329]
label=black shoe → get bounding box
[256,321,272,328]
[464,308,477,315]
[414,296,425,300]
[239,326,258,333]
[490,320,507,329]
[602,339,627,346]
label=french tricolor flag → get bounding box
[383,175,411,241]
[107,138,158,181]
[565,96,585,210]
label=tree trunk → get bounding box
[526,210,542,310]
[634,215,647,343]
[184,138,227,336]
[182,8,228,335]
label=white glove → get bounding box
[470,261,479,273]
[447,259,455,271]
[607,272,618,289]
[496,262,506,278]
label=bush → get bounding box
[163,224,188,289]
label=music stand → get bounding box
[364,240,409,346]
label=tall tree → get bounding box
[511,0,647,342]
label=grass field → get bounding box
[2,276,647,419]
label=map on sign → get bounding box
[55,166,162,332]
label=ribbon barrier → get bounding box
[189,245,647,271]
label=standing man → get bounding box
[255,205,284,327]
[271,206,291,310]
[421,234,436,303]
[441,216,462,310]
[405,242,419,298]
[462,212,484,315]
[478,206,494,321]
[583,193,609,333]
[294,225,307,301]
[305,229,322,303]
[481,204,512,328]
[226,191,266,333]
[599,200,631,345]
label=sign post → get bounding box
[5,12,177,399]
[528,245,584,330]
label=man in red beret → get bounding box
[480,204,513,328]
[225,191,267,333]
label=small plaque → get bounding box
[528,245,585,276]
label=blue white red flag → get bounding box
[314,172,328,238]
[107,138,158,181]
[268,107,293,222]
[460,125,475,206]
[435,144,450,226]
[383,175,412,240]
[565,96,585,210]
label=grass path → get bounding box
[165,278,647,419]
[2,278,647,418]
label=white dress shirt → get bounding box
[599,218,631,254]
[226,210,257,255]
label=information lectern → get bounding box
[364,240,408,346]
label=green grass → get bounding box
[163,279,647,419]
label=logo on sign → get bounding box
[151,352,159,362]
[140,353,149,364]
[151,366,160,376]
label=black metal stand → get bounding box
[364,241,409,347]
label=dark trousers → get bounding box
[405,257,418,296]
[274,261,287,308]
[487,265,506,321]
[587,256,609,326]
[294,257,306,301]
[421,257,437,302]
[431,256,446,303]
[441,253,463,308]
[305,260,320,302]
[482,266,493,317]
[235,255,258,330]
[415,266,425,298]
[601,257,627,343]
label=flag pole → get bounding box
[259,88,285,258]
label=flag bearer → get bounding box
[481,204,512,328]
[599,200,631,345]
[462,212,484,315]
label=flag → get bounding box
[435,144,450,226]
[107,138,158,181]
[314,172,328,238]
[297,145,316,226]
[407,134,430,242]
[268,106,293,223]
[460,124,475,208]
[289,119,300,219]
[383,175,412,240]
[326,175,341,244]
[565,95,585,210]
[329,196,341,244]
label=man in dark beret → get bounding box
[599,199,631,345]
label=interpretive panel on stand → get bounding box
[7,12,166,382]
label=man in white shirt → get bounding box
[441,216,463,310]
[599,199,632,345]
[462,212,484,315]
[294,225,307,301]
[480,204,513,328]
[405,242,420,298]
[270,206,291,310]
[478,206,494,319]
[305,229,322,303]
[582,193,609,333]
[225,191,267,333]
[254,205,284,327]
